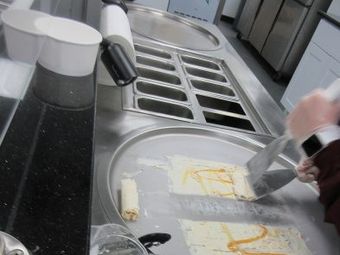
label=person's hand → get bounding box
[286,89,340,143]
[296,159,320,183]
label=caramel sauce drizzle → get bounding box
[182,168,235,197]
[180,167,291,254]
[222,224,286,255]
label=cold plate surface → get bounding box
[96,127,339,255]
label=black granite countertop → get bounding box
[0,96,16,135]
[0,65,95,254]
[319,11,340,28]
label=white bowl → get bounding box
[35,16,102,77]
[1,9,50,64]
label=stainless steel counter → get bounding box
[92,84,339,254]
[91,4,340,254]
[92,85,296,226]
[97,3,287,135]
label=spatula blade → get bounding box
[248,168,297,200]
[246,135,289,185]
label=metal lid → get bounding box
[127,5,220,51]
[0,231,29,255]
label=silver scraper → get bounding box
[245,135,295,200]
[246,79,340,200]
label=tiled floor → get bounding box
[218,20,288,109]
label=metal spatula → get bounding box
[249,168,298,200]
[245,134,296,200]
[246,134,290,186]
[246,79,340,200]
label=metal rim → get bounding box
[127,4,221,51]
[0,231,29,255]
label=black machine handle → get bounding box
[138,233,171,254]
[102,0,128,13]
[101,40,138,87]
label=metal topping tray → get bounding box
[123,41,267,134]
[96,126,339,255]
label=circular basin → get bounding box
[127,5,220,51]
[96,126,338,255]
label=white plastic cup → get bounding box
[1,9,50,64]
[35,16,102,77]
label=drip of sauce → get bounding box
[212,190,235,197]
[222,224,286,255]
[182,168,235,197]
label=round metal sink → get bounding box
[95,126,338,255]
[127,5,220,51]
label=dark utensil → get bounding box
[101,40,138,87]
[139,233,171,254]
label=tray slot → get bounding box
[196,94,245,115]
[191,80,235,97]
[203,111,255,131]
[137,98,193,119]
[135,44,172,59]
[137,56,176,71]
[136,81,188,102]
[122,41,269,134]
[181,55,220,70]
[137,67,181,85]
[185,67,226,83]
